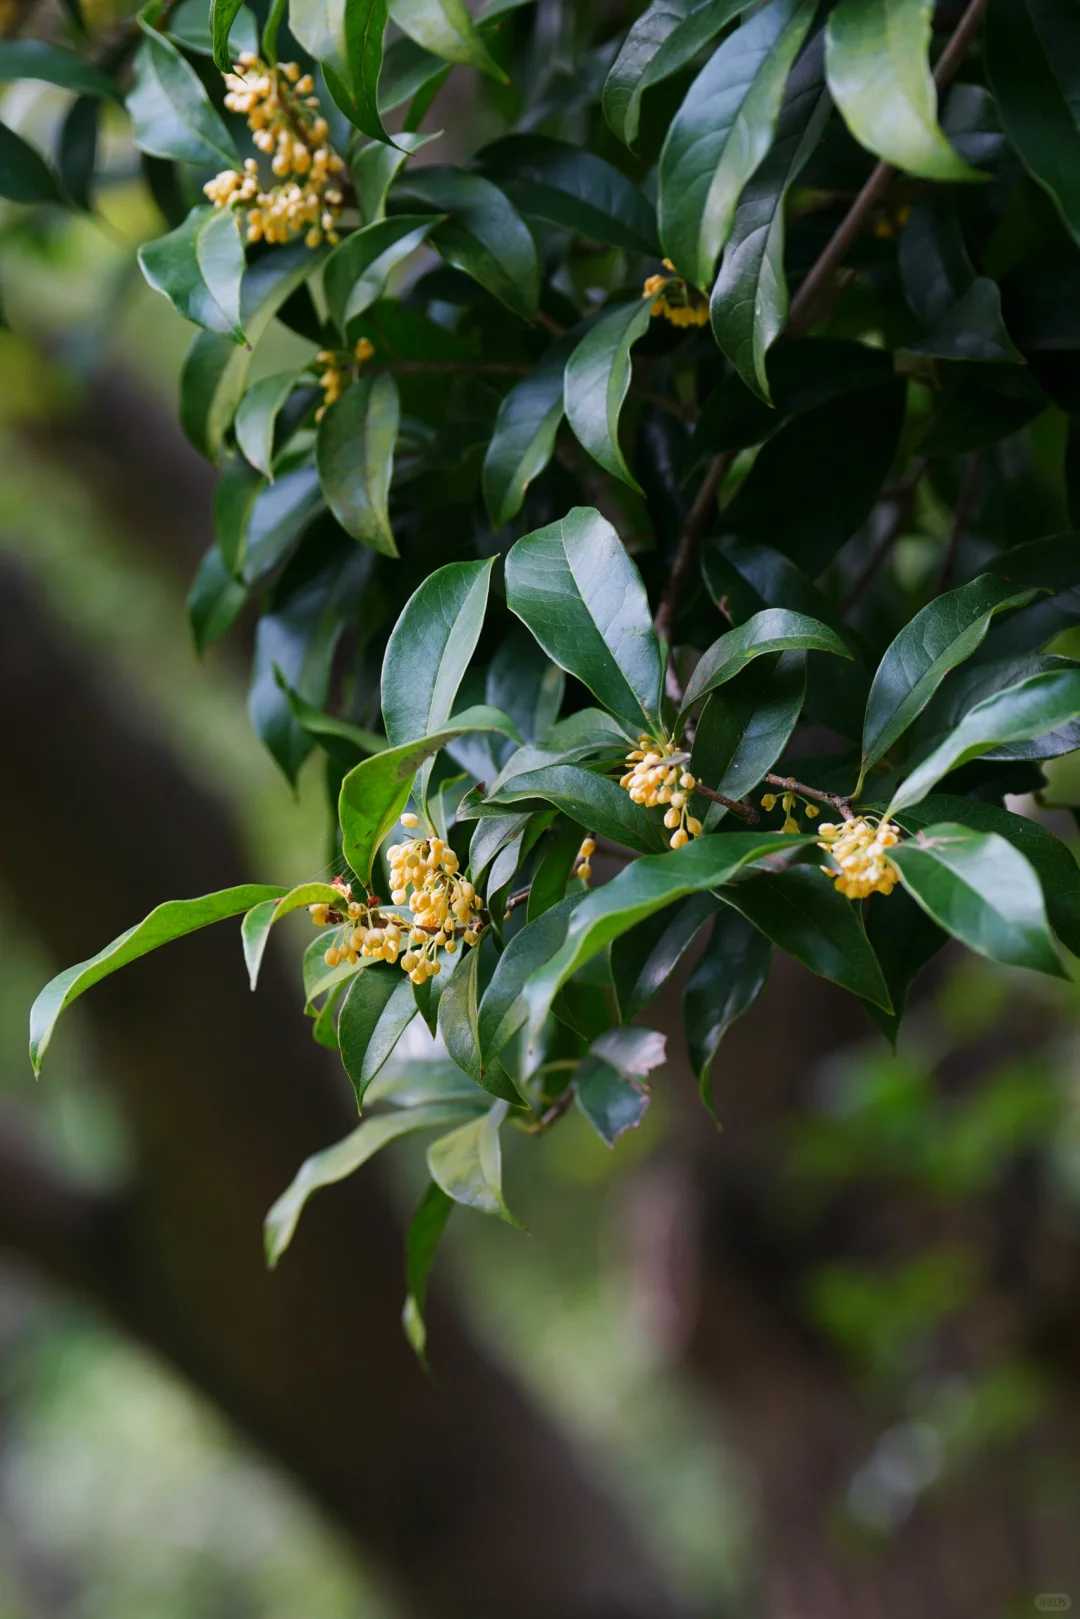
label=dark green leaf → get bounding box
[128,21,239,168]
[487,764,665,854]
[905,279,1024,364]
[527,820,585,921]
[485,628,565,751]
[0,39,120,99]
[482,340,570,527]
[426,1101,519,1222]
[684,905,772,1108]
[0,121,61,204]
[342,0,392,143]
[389,0,507,82]
[575,1027,665,1146]
[680,609,849,719]
[603,0,744,149]
[351,130,437,221]
[986,0,1080,245]
[863,881,946,1045]
[975,533,1080,658]
[234,369,304,478]
[58,95,99,211]
[402,1180,453,1361]
[690,650,807,805]
[658,0,817,289]
[139,205,246,342]
[324,215,439,343]
[166,0,257,60]
[394,167,539,320]
[478,893,582,1065]
[316,372,399,553]
[477,135,659,254]
[911,653,1080,763]
[210,0,244,67]
[340,969,418,1105]
[213,453,262,575]
[611,891,717,1021]
[439,944,518,1100]
[563,299,652,489]
[187,541,248,650]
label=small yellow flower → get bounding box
[817,817,901,900]
[621,735,701,849]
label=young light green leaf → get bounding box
[128,22,239,168]
[888,668,1080,814]
[264,1101,481,1266]
[242,881,346,989]
[393,167,539,320]
[30,883,288,1074]
[316,371,400,553]
[563,298,652,490]
[889,824,1067,978]
[684,905,772,1112]
[389,0,507,81]
[505,506,664,734]
[487,764,665,855]
[138,205,246,342]
[825,0,981,181]
[482,341,570,528]
[426,1100,519,1221]
[339,705,520,882]
[0,121,61,203]
[720,865,892,1009]
[340,969,418,1106]
[234,370,304,478]
[859,574,1040,785]
[710,33,830,401]
[611,891,717,1022]
[402,1180,453,1361]
[323,215,440,343]
[477,135,659,254]
[679,608,850,719]
[658,0,817,289]
[0,39,121,100]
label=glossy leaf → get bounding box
[611,891,717,1022]
[485,629,565,751]
[658,0,817,289]
[888,668,1080,814]
[382,558,493,745]
[710,32,830,401]
[426,1101,518,1221]
[563,299,652,489]
[210,0,243,67]
[0,121,61,204]
[241,881,346,989]
[30,884,288,1074]
[527,821,586,922]
[138,205,246,342]
[343,0,392,143]
[339,968,418,1106]
[187,541,248,650]
[394,168,539,320]
[264,1101,481,1266]
[825,0,981,181]
[324,215,439,344]
[505,507,664,733]
[690,651,807,806]
[389,0,506,81]
[351,130,436,221]
[0,39,120,100]
[58,95,99,212]
[889,823,1066,977]
[481,341,570,529]
[478,894,582,1064]
[603,0,744,149]
[986,0,1080,245]
[234,369,304,478]
[339,705,520,882]
[127,22,239,168]
[402,1180,453,1360]
[863,881,946,1045]
[680,609,849,719]
[684,905,772,1109]
[487,764,665,855]
[859,575,1039,784]
[316,372,400,553]
[911,654,1080,765]
[575,1028,665,1146]
[477,135,658,254]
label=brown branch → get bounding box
[785,0,989,340]
[694,782,759,823]
[839,457,929,616]
[935,449,983,593]
[763,773,857,822]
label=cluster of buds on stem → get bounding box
[388,813,484,983]
[761,788,820,834]
[621,737,702,849]
[204,56,345,248]
[310,877,404,968]
[575,835,596,885]
[817,816,901,900]
[314,338,375,420]
[642,259,709,328]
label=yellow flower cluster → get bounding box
[642,259,710,328]
[387,813,484,984]
[817,817,901,900]
[575,834,596,885]
[203,55,344,248]
[314,337,375,421]
[621,737,702,849]
[310,877,405,969]
[761,789,820,834]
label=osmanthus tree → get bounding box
[11,0,1080,1350]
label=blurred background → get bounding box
[4,40,1080,1619]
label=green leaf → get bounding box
[402,1180,453,1361]
[339,705,520,882]
[710,33,830,401]
[527,820,585,921]
[187,541,248,650]
[234,369,304,478]
[241,880,346,989]
[351,129,436,221]
[210,0,243,67]
[825,0,982,181]
[58,95,99,212]
[611,891,717,1022]
[324,215,439,343]
[690,650,807,806]
[684,905,772,1109]
[889,823,1067,977]
[905,279,1024,365]
[264,1101,480,1266]
[128,21,239,168]
[575,1027,664,1146]
[485,628,565,749]
[166,0,258,60]
[426,1101,519,1221]
[340,968,418,1105]
[213,454,262,576]
[603,0,745,149]
[30,883,288,1074]
[0,39,121,100]
[477,893,582,1064]
[487,764,665,854]
[341,0,392,143]
[887,668,1080,814]
[0,121,61,204]
[393,167,539,320]
[720,864,893,1009]
[973,533,1080,659]
[389,0,507,82]
[439,944,518,1100]
[863,881,946,1044]
[562,299,652,490]
[477,135,659,255]
[482,340,570,528]
[859,574,1040,785]
[658,0,817,289]
[912,653,1080,766]
[138,205,246,342]
[986,0,1080,246]
[316,372,399,553]
[276,672,386,759]
[518,832,817,1057]
[680,608,849,719]
[505,507,664,734]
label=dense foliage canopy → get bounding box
[11,0,1080,1352]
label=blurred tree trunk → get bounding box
[0,561,691,1619]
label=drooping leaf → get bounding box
[562,299,652,489]
[658,0,817,289]
[486,764,665,854]
[138,205,246,342]
[426,1101,519,1221]
[683,904,772,1111]
[389,0,507,82]
[477,135,659,254]
[30,884,288,1074]
[680,609,849,719]
[187,541,248,650]
[316,372,400,553]
[393,168,540,320]
[0,39,121,100]
[859,575,1040,786]
[710,32,830,401]
[264,1101,481,1265]
[481,340,570,527]
[209,0,244,68]
[402,1180,453,1360]
[574,1028,665,1146]
[986,0,1080,246]
[241,881,346,989]
[342,0,393,143]
[889,824,1067,977]
[0,121,61,203]
[863,881,947,1045]
[690,651,807,806]
[911,654,1080,765]
[505,507,664,734]
[825,0,981,181]
[127,21,239,168]
[323,215,440,344]
[527,820,587,921]
[603,0,745,149]
[340,969,418,1105]
[234,369,305,479]
[478,893,583,1066]
[611,891,717,1022]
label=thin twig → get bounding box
[655,449,738,700]
[935,450,983,593]
[520,1084,576,1135]
[763,774,857,823]
[839,457,929,616]
[694,782,759,822]
[785,0,988,339]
